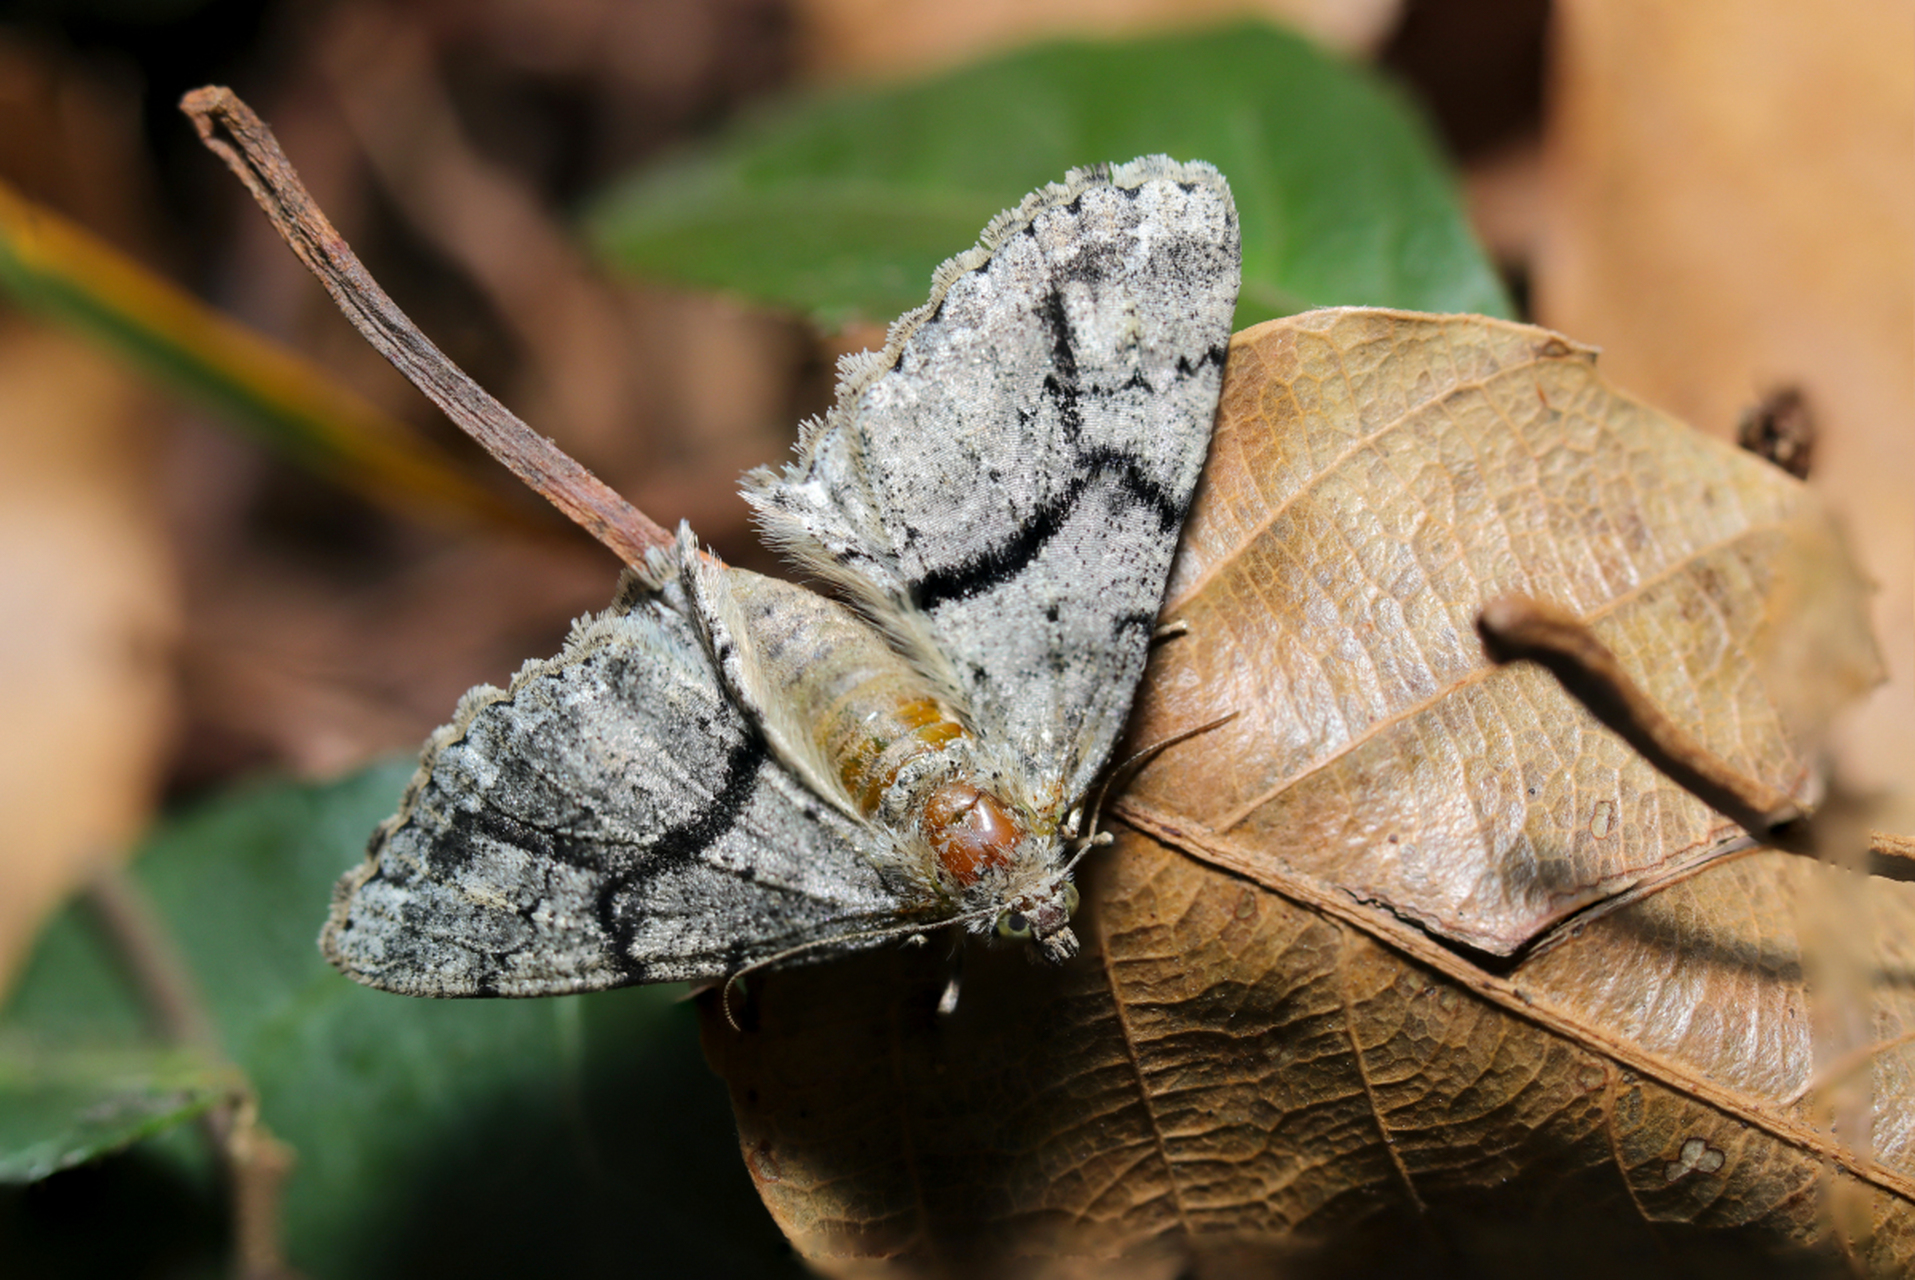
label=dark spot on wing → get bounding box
[1176,343,1228,380]
[637,736,766,875]
[614,956,652,984]
[417,805,510,875]
[1038,287,1078,379]
[909,487,1068,612]
[395,731,767,986]
[1038,286,1081,430]
[1058,241,1123,288]
[1042,372,1081,442]
[1078,446,1187,530]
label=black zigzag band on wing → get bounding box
[907,446,1189,612]
[595,734,767,978]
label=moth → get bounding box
[321,156,1241,997]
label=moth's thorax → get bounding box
[921,779,1022,885]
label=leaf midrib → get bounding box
[1109,804,1915,1207]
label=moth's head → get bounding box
[994,877,1080,962]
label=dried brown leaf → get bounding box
[1124,309,1881,953]
[713,830,1914,1277]
[702,310,1904,1277]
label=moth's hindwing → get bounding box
[745,156,1242,803]
[321,584,908,996]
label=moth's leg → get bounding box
[1151,619,1189,644]
[935,927,967,1018]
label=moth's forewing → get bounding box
[747,157,1242,803]
[323,586,906,995]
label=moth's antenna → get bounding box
[1067,712,1240,867]
[719,904,1002,1029]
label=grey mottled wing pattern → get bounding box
[745,156,1240,805]
[321,585,907,996]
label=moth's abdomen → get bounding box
[713,568,1029,889]
[813,663,1023,888]
[829,694,957,812]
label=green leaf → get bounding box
[2,766,801,1279]
[0,1041,236,1184]
[586,23,1509,330]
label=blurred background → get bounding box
[2,0,1909,1005]
[0,0,1909,1273]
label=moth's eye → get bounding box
[996,911,1032,939]
[1063,882,1080,916]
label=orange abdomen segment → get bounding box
[834,696,966,814]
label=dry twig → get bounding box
[179,85,672,579]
